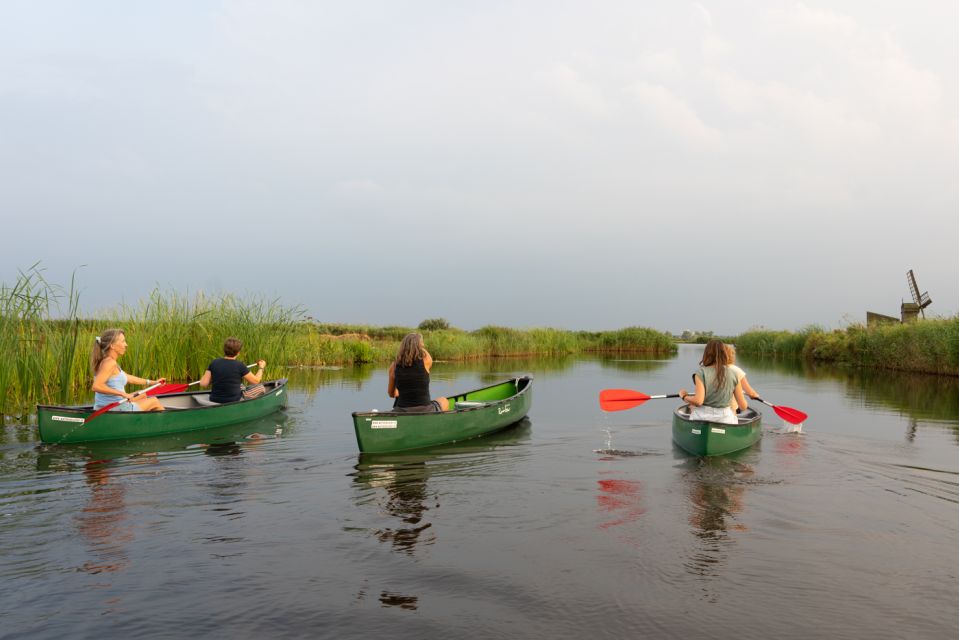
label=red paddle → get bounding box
[599,388,808,425]
[752,397,808,425]
[599,389,679,412]
[85,380,166,423]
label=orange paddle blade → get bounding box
[754,398,807,425]
[771,404,808,425]
[599,389,651,412]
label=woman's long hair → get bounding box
[395,333,426,367]
[699,339,729,389]
[90,328,124,375]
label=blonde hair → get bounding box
[725,343,737,364]
[395,332,425,367]
[90,328,124,374]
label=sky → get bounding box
[1,1,957,335]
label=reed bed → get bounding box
[1,269,675,418]
[735,319,959,375]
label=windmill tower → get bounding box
[902,269,932,322]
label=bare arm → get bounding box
[242,360,265,384]
[740,375,758,399]
[733,380,748,412]
[680,375,706,407]
[199,370,212,388]
[387,363,398,398]
[423,350,433,373]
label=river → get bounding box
[2,344,957,639]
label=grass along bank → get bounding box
[735,319,959,376]
[1,268,674,418]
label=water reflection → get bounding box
[595,476,646,540]
[737,353,959,441]
[677,453,754,601]
[36,413,289,471]
[596,356,672,373]
[354,458,436,556]
[351,420,532,558]
[76,460,137,575]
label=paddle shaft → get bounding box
[85,380,166,423]
[152,361,262,396]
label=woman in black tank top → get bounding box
[387,333,450,412]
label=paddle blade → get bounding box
[84,401,120,423]
[772,404,808,425]
[599,389,651,412]
[148,383,189,396]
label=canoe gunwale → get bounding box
[351,376,533,453]
[673,404,762,427]
[351,375,533,418]
[37,379,289,415]
[671,404,763,457]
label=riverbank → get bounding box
[735,318,959,376]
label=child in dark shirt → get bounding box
[199,337,266,403]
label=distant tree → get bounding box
[418,318,450,331]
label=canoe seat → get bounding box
[192,395,221,407]
[456,401,487,408]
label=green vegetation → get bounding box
[735,320,959,375]
[1,268,675,418]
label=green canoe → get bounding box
[672,405,762,456]
[36,379,288,444]
[352,376,533,453]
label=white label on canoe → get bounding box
[276,389,283,396]
[711,428,726,434]
[52,415,85,423]
[498,403,511,415]
[691,428,701,435]
[371,420,397,430]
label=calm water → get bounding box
[2,344,959,639]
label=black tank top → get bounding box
[394,358,431,408]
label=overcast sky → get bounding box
[1,1,956,335]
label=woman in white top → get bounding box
[725,344,758,413]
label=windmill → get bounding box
[902,269,932,322]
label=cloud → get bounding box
[692,2,713,28]
[626,81,722,147]
[548,64,616,118]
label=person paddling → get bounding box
[725,344,759,414]
[199,337,266,404]
[90,329,166,412]
[387,333,449,412]
[679,338,747,425]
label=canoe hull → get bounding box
[37,379,288,444]
[352,376,533,453]
[672,406,762,456]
